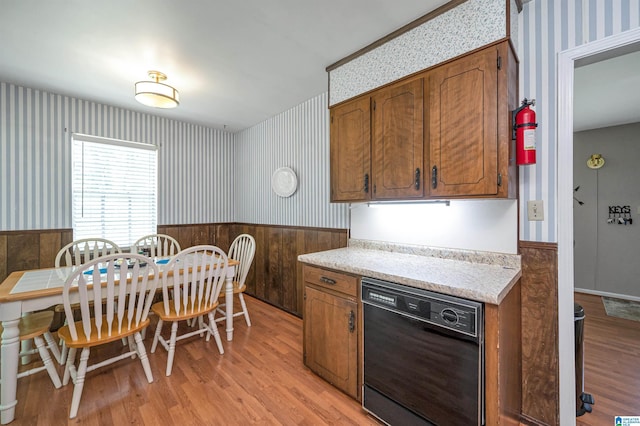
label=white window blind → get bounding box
[72,134,158,248]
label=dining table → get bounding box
[0,256,238,425]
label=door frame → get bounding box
[557,26,640,425]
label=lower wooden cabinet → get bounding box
[302,265,360,400]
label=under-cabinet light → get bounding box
[350,200,450,209]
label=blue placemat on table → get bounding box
[83,267,108,275]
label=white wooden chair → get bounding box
[133,234,181,258]
[150,245,228,376]
[57,253,159,419]
[0,311,62,389]
[54,238,123,364]
[215,234,255,327]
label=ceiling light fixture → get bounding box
[135,70,179,108]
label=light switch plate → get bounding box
[528,200,544,221]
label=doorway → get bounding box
[558,26,640,426]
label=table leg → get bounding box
[225,272,234,341]
[1,319,21,424]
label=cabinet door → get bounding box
[304,285,358,398]
[429,46,499,196]
[372,78,424,199]
[330,96,371,202]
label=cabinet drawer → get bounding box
[303,265,358,297]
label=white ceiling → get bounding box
[574,48,640,132]
[0,0,449,133]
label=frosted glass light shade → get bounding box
[135,81,180,108]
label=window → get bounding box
[72,134,157,248]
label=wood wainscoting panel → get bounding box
[157,223,230,251]
[7,233,40,274]
[0,224,348,319]
[519,241,559,426]
[228,224,349,317]
[281,228,298,313]
[39,231,68,269]
[0,229,74,282]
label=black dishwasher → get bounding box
[362,277,484,426]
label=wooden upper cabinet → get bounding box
[330,96,371,202]
[328,41,517,202]
[372,78,424,199]
[429,44,501,197]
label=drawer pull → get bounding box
[320,276,336,285]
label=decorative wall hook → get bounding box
[573,185,584,206]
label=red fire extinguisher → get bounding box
[513,98,538,165]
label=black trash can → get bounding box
[575,303,594,416]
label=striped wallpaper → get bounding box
[519,0,640,242]
[234,93,348,229]
[0,83,347,232]
[0,82,235,230]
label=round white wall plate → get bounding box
[271,166,298,197]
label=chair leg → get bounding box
[198,316,206,339]
[238,293,252,327]
[43,331,63,365]
[60,340,69,366]
[69,347,90,419]
[207,312,224,355]
[151,319,163,353]
[166,322,179,376]
[134,332,154,383]
[33,335,62,389]
[127,335,137,359]
[63,347,77,386]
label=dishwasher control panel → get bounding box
[362,277,482,338]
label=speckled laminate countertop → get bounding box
[297,239,521,305]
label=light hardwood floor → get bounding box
[575,292,640,426]
[13,296,380,425]
[15,292,637,425]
